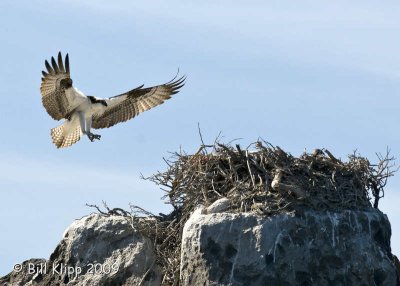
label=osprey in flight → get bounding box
[40,52,185,148]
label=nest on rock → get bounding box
[92,140,396,285]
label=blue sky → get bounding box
[1,1,400,275]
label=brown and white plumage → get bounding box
[92,78,184,129]
[40,52,185,148]
[40,53,73,120]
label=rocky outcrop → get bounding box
[2,142,400,285]
[0,214,160,286]
[2,208,399,286]
[180,205,400,286]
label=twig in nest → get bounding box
[85,203,110,216]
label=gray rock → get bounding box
[2,209,399,286]
[180,209,400,286]
[0,214,160,286]
[206,198,231,214]
[0,258,47,286]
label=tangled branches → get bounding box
[127,205,183,285]
[150,141,396,215]
[89,140,396,285]
[141,140,396,285]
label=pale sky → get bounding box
[1,1,399,275]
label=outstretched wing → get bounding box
[92,75,186,129]
[40,52,73,120]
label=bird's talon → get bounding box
[87,133,101,142]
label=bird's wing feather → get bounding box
[92,75,185,129]
[40,52,75,120]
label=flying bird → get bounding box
[40,52,185,148]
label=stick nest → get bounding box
[92,140,396,285]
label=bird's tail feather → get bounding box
[51,122,81,148]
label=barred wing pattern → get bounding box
[51,123,82,148]
[92,76,185,129]
[40,52,72,120]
